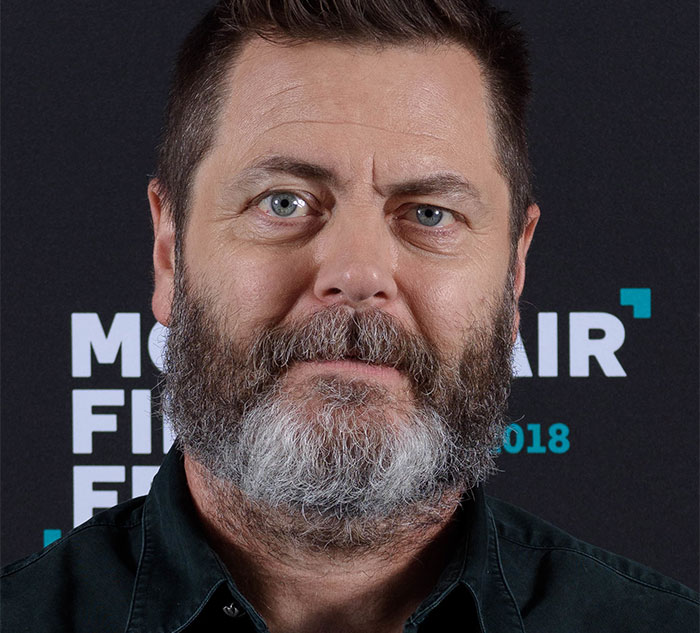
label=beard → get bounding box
[163,268,515,551]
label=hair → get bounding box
[154,0,534,249]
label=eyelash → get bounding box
[253,191,318,219]
[252,190,461,229]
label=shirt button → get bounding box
[223,602,244,619]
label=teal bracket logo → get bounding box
[43,529,62,547]
[620,288,651,318]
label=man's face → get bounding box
[159,37,526,373]
[150,39,537,544]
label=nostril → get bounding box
[313,261,398,306]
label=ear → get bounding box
[149,179,176,327]
[511,203,540,341]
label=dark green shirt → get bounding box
[2,449,698,632]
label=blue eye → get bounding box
[258,192,308,217]
[412,205,455,227]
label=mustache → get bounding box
[247,305,442,387]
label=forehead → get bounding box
[198,37,506,209]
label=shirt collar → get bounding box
[461,488,525,632]
[126,449,523,633]
[125,448,256,633]
[407,487,525,633]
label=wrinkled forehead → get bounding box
[223,37,490,132]
[196,37,506,204]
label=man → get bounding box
[2,0,697,631]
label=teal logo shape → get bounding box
[620,288,651,318]
[43,529,62,547]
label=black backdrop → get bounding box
[2,1,698,590]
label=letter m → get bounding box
[71,313,141,378]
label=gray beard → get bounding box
[163,269,515,550]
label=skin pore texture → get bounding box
[149,38,539,633]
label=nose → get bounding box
[313,216,398,308]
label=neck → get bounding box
[184,454,464,633]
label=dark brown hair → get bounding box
[154,0,533,247]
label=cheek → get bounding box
[186,237,314,336]
[399,255,509,350]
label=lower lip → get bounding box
[292,360,405,385]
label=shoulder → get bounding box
[485,495,699,632]
[1,496,146,633]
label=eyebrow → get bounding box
[229,155,341,192]
[227,154,483,205]
[382,173,482,206]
